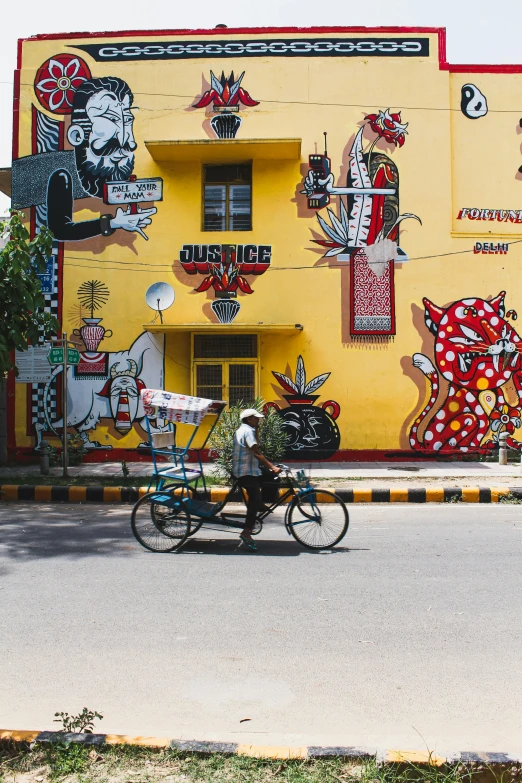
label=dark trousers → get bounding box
[238,475,263,531]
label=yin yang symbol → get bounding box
[461,83,488,119]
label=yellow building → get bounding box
[5,25,522,460]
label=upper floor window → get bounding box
[203,164,252,231]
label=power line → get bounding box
[62,238,522,273]
[2,79,522,114]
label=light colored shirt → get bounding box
[232,423,261,478]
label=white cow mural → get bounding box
[35,331,168,449]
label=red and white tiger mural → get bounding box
[410,291,522,453]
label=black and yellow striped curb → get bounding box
[0,730,520,764]
[1,484,521,503]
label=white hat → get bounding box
[240,408,264,420]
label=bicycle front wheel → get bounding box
[131,492,191,552]
[287,490,348,550]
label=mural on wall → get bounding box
[193,71,259,138]
[409,291,522,454]
[457,208,522,223]
[74,280,112,352]
[179,243,271,323]
[12,54,160,242]
[11,52,166,448]
[265,356,341,460]
[460,84,488,119]
[36,329,167,450]
[302,110,421,338]
[32,280,167,449]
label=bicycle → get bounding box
[131,389,349,553]
[131,464,349,553]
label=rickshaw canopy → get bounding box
[141,389,226,426]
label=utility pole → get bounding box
[62,331,68,478]
[48,335,79,478]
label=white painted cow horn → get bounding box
[110,359,138,378]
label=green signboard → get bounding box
[48,347,80,365]
[48,347,63,365]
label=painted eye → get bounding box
[448,337,475,345]
[460,324,482,342]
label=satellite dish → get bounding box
[145,282,175,323]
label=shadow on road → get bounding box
[0,505,357,562]
[179,538,353,557]
[0,504,136,562]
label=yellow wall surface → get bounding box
[11,28,522,457]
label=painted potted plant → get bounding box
[267,356,341,460]
[193,71,259,139]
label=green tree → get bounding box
[0,211,59,464]
[208,398,288,481]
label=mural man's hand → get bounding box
[110,205,157,240]
[301,170,334,197]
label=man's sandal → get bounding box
[239,534,257,552]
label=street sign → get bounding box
[15,346,53,383]
[48,347,64,365]
[48,347,80,365]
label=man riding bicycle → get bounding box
[233,408,282,551]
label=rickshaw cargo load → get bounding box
[141,389,225,426]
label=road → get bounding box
[1,502,521,755]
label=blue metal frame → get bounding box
[144,400,226,495]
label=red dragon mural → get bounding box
[410,292,522,453]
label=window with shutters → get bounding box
[203,164,252,231]
[192,334,258,406]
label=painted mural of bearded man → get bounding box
[11,74,156,242]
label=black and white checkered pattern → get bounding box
[31,112,62,433]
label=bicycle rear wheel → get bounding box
[287,490,348,550]
[131,492,191,552]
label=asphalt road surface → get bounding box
[1,502,521,755]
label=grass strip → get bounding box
[0,741,515,783]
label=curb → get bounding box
[1,484,521,503]
[0,730,520,765]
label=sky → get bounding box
[2,0,522,213]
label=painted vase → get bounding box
[211,298,241,324]
[73,318,112,352]
[265,395,341,460]
[210,112,242,139]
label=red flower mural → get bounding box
[364,109,408,147]
[194,259,254,294]
[193,71,259,110]
[490,404,522,437]
[34,54,91,114]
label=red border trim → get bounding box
[12,69,20,160]
[19,25,445,42]
[8,64,20,450]
[17,26,522,75]
[9,446,481,463]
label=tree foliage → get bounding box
[208,398,288,481]
[0,211,59,376]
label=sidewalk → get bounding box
[1,460,522,486]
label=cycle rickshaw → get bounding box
[131,389,349,553]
